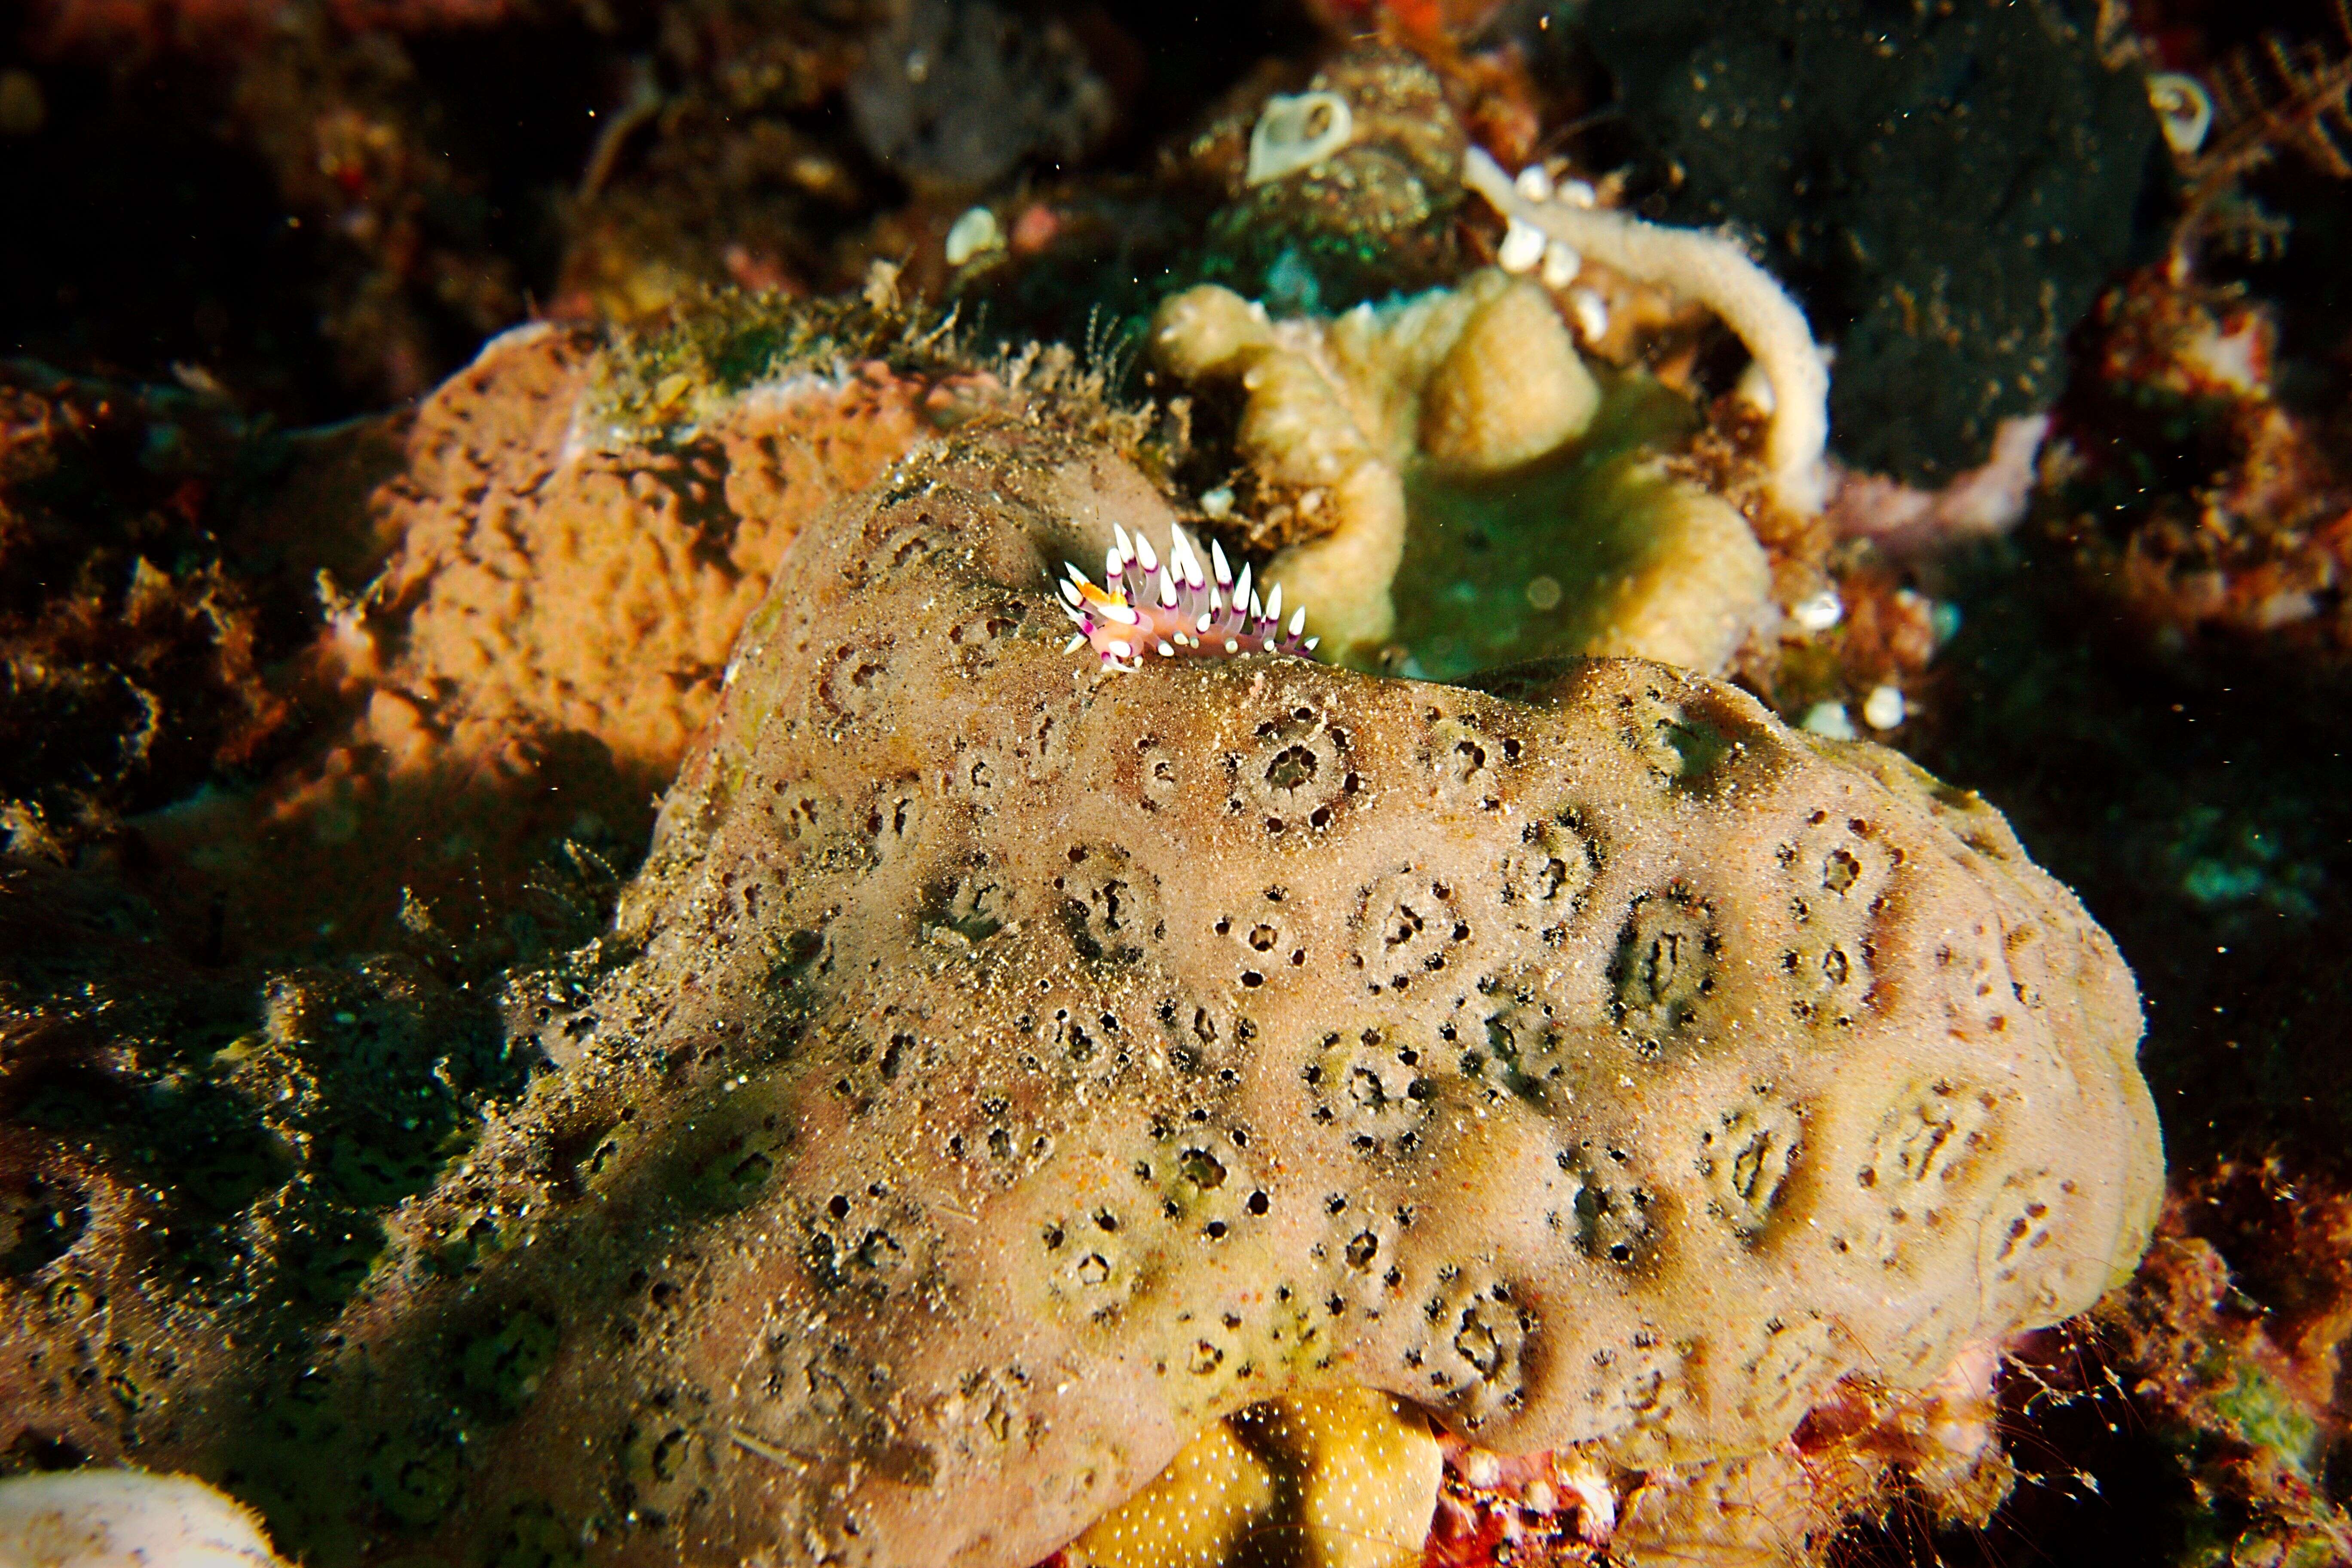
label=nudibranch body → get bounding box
[1060,524,1317,673]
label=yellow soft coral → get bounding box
[1152,271,1772,673]
[1153,269,1596,658]
[1068,1388,1442,1568]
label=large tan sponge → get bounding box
[99,424,2157,1568]
[316,424,2159,1568]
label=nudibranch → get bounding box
[1059,524,1318,673]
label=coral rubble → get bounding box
[2046,265,2352,666]
[0,362,315,866]
[1185,46,1471,316]
[2096,1161,2352,1565]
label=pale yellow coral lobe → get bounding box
[1067,1388,1442,1568]
[1152,270,1597,659]
[1152,271,1777,672]
[1573,459,1771,674]
[1418,275,1597,472]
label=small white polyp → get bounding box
[1245,91,1355,186]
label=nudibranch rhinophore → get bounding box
[1059,524,1317,672]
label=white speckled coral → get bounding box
[0,1470,294,1568]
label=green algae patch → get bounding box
[1384,377,1706,681]
[587,288,968,448]
[2202,1352,2323,1475]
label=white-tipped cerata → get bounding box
[1056,525,1318,671]
[1172,528,1203,587]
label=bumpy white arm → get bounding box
[1464,146,1831,514]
